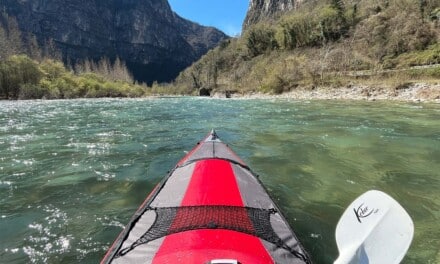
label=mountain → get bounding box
[173,0,440,96]
[0,0,228,84]
[243,0,301,30]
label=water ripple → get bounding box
[0,98,439,263]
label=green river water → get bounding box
[0,98,439,263]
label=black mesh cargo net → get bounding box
[116,205,310,263]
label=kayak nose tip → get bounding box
[211,129,218,139]
[208,129,218,140]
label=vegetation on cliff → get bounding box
[1,0,228,84]
[0,13,146,99]
[173,0,440,95]
[2,1,439,99]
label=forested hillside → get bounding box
[0,13,145,99]
[173,0,440,95]
[0,0,227,84]
[2,0,439,98]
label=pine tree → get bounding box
[0,25,7,59]
[5,14,23,55]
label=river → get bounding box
[0,98,439,263]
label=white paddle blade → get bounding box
[334,190,414,264]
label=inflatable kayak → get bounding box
[102,130,311,264]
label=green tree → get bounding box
[40,59,67,81]
[0,55,43,99]
[276,13,318,50]
[318,4,349,43]
[245,24,278,57]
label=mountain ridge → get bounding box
[243,0,302,30]
[172,0,440,96]
[0,0,228,84]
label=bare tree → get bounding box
[113,57,134,83]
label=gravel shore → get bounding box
[218,83,440,103]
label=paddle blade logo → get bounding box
[353,203,378,223]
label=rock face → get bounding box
[1,0,228,83]
[243,0,301,30]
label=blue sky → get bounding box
[168,0,249,36]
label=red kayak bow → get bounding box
[102,130,311,264]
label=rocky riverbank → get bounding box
[213,83,440,103]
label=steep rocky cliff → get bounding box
[243,0,301,30]
[1,0,228,83]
